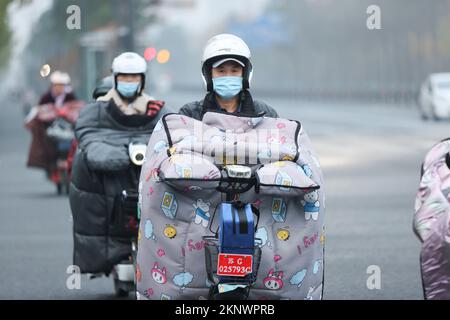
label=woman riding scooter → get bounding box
[25,71,83,193]
[69,52,169,297]
[136,34,326,300]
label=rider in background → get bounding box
[25,71,79,180]
[38,71,76,107]
[179,33,278,120]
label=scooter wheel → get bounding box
[64,180,70,195]
[114,278,129,298]
[56,183,62,195]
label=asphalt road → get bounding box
[0,90,448,299]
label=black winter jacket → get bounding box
[69,98,168,273]
[179,91,278,120]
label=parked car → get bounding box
[419,73,450,120]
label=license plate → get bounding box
[217,253,253,277]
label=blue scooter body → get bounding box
[217,202,255,284]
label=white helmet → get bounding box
[111,52,147,94]
[50,71,71,85]
[201,34,253,92]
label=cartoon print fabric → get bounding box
[136,112,326,300]
[414,139,450,299]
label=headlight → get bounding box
[224,165,252,179]
[129,143,147,166]
[433,95,450,105]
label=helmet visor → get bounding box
[212,58,245,68]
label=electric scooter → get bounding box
[46,117,75,195]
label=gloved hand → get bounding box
[146,100,165,117]
[56,108,68,118]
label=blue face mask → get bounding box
[212,76,243,100]
[117,81,140,98]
